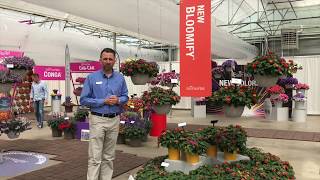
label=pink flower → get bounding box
[294,83,309,90]
[267,85,285,94]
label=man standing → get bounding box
[30,73,48,128]
[80,48,128,180]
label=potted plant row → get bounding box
[47,116,77,139]
[159,125,247,164]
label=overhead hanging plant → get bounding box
[150,71,179,87]
[120,58,159,77]
[3,56,35,70]
[247,52,301,76]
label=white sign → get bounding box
[81,130,90,141]
[120,121,126,124]
[6,64,14,68]
[161,162,170,167]
[231,78,242,85]
[64,117,69,120]
[178,122,187,127]
[130,121,135,124]
[171,79,178,83]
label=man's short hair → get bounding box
[100,48,116,58]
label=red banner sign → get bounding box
[70,61,101,73]
[180,0,212,97]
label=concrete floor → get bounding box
[1,109,320,180]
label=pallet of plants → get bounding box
[120,58,159,85]
[209,85,258,117]
[136,125,295,179]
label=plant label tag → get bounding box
[128,175,135,180]
[120,121,125,124]
[231,78,242,85]
[81,130,90,141]
[6,64,14,68]
[130,121,135,124]
[130,105,135,108]
[178,122,187,127]
[64,117,69,120]
[171,79,178,83]
[161,162,170,167]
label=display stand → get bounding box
[150,113,166,137]
[51,95,62,116]
[269,107,289,122]
[191,98,206,118]
[292,101,307,122]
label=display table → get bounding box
[150,113,166,137]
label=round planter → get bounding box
[206,145,217,158]
[152,104,171,115]
[117,134,126,144]
[224,105,244,118]
[254,74,280,88]
[0,83,13,94]
[186,152,200,164]
[296,89,306,96]
[64,131,75,139]
[51,128,62,137]
[295,101,305,109]
[224,151,237,161]
[168,148,180,160]
[274,101,283,108]
[127,138,142,147]
[131,74,150,85]
[7,131,20,139]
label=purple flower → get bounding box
[278,77,298,86]
[222,60,238,68]
[3,56,35,70]
[293,93,306,101]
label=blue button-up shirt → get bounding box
[80,70,129,114]
[30,81,48,101]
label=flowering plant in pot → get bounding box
[3,56,35,70]
[247,52,300,87]
[180,133,209,164]
[141,87,180,114]
[212,67,223,79]
[294,83,309,96]
[73,87,83,96]
[222,59,238,71]
[47,116,64,137]
[150,71,179,87]
[209,85,258,117]
[75,77,86,84]
[198,127,220,158]
[278,77,298,88]
[124,95,145,113]
[292,93,306,102]
[159,128,185,160]
[73,109,89,122]
[120,58,159,85]
[123,122,147,147]
[267,85,285,99]
[62,96,76,112]
[216,125,247,161]
[271,93,289,108]
[58,119,76,139]
[3,119,32,139]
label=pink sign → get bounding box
[34,66,66,80]
[0,50,24,59]
[70,61,101,72]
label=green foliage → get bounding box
[120,59,159,77]
[216,125,247,153]
[141,87,180,106]
[124,126,146,140]
[47,116,64,129]
[198,127,219,145]
[136,148,295,180]
[73,109,89,122]
[158,128,185,149]
[180,133,209,155]
[208,85,258,108]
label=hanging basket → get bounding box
[10,69,28,79]
[7,131,20,139]
[152,104,172,115]
[254,74,280,88]
[224,105,244,118]
[131,73,150,85]
[0,83,13,93]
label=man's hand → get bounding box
[104,96,119,105]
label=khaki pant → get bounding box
[87,114,119,180]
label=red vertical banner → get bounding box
[180,0,212,97]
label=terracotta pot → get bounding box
[186,152,200,164]
[224,151,237,161]
[206,145,217,158]
[168,148,180,160]
[52,128,63,137]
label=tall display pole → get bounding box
[65,44,71,98]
